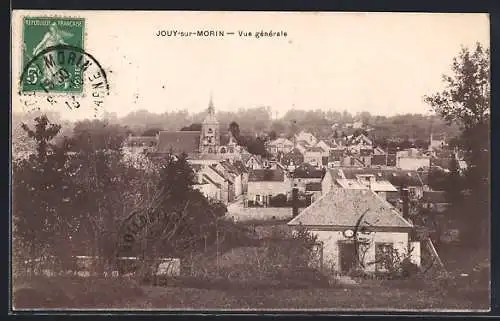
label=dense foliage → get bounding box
[13,116,228,276]
[424,43,490,246]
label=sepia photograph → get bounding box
[11,10,490,312]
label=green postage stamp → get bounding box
[22,16,85,94]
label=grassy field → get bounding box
[12,271,489,311]
[12,241,489,311]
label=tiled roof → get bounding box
[249,168,285,182]
[210,164,234,183]
[369,180,399,192]
[268,137,294,146]
[305,182,322,191]
[335,178,368,190]
[306,146,324,153]
[157,131,200,154]
[327,168,428,187]
[293,163,325,179]
[201,173,221,188]
[288,188,412,229]
[220,160,243,175]
[126,136,158,145]
[337,177,398,193]
[232,160,248,173]
[127,136,156,142]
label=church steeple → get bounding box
[208,92,215,115]
[200,93,220,154]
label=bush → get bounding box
[401,258,420,278]
[269,194,287,207]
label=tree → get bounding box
[424,42,490,245]
[72,119,128,153]
[142,127,162,136]
[228,121,240,141]
[20,115,61,163]
[13,115,77,272]
[121,153,228,280]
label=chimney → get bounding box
[401,188,409,219]
[292,186,299,217]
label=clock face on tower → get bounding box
[343,229,354,238]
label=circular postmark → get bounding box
[19,44,110,116]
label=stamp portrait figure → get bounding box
[32,21,74,89]
[21,17,85,93]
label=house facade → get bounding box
[397,156,431,171]
[303,147,325,167]
[267,137,294,155]
[292,163,325,193]
[247,168,292,206]
[294,130,318,146]
[124,135,157,155]
[288,188,417,274]
[196,164,231,204]
[243,154,263,170]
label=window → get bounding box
[375,243,394,272]
[229,147,234,153]
[220,147,227,154]
[208,147,213,153]
[208,128,213,134]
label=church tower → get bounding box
[200,94,220,154]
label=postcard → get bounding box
[11,10,490,312]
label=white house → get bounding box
[294,130,318,146]
[288,188,417,274]
[124,135,158,155]
[241,154,263,170]
[334,174,398,200]
[352,121,364,129]
[428,133,447,151]
[396,149,431,171]
[315,140,331,154]
[292,163,325,193]
[397,156,431,171]
[247,168,292,206]
[196,164,231,204]
[192,180,221,201]
[303,147,326,167]
[267,137,294,155]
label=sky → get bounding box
[12,11,490,121]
